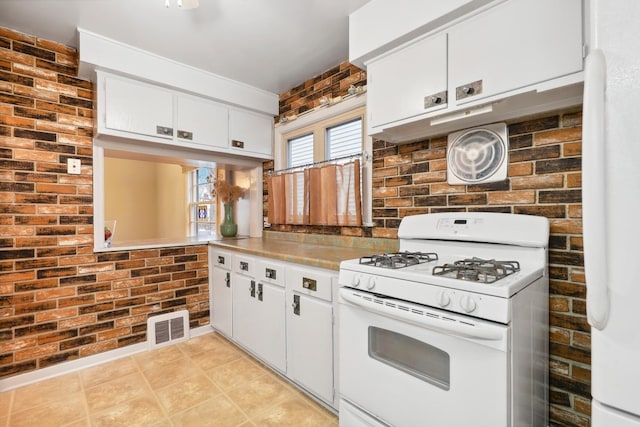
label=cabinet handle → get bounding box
[177,130,193,140]
[455,80,483,101]
[265,268,276,280]
[224,272,230,287]
[156,125,173,136]
[257,283,263,301]
[240,261,249,271]
[292,294,300,316]
[250,280,256,298]
[302,277,317,291]
[424,90,447,109]
[231,140,245,149]
[217,256,225,265]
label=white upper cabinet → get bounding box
[448,0,583,106]
[175,95,229,150]
[229,109,274,158]
[367,33,448,132]
[361,0,585,141]
[97,71,274,159]
[104,76,174,140]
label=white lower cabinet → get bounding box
[231,254,286,372]
[286,265,335,404]
[208,246,339,409]
[209,248,233,338]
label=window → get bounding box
[189,167,216,237]
[274,100,372,226]
[285,110,365,167]
[326,118,363,160]
[288,133,314,167]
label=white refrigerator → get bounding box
[583,0,640,425]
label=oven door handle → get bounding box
[339,289,505,342]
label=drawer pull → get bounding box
[217,255,225,265]
[231,139,245,149]
[265,268,276,280]
[302,277,317,292]
[177,130,193,140]
[156,125,173,136]
[240,261,249,271]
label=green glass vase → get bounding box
[220,203,237,237]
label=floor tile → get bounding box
[80,356,138,389]
[225,372,295,418]
[206,356,269,392]
[140,354,204,389]
[11,372,82,413]
[90,396,166,427]
[154,373,221,413]
[188,341,244,371]
[170,395,249,427]
[85,371,152,412]
[8,391,87,427]
[253,394,334,427]
[2,332,340,426]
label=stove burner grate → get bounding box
[359,251,438,269]
[432,257,520,283]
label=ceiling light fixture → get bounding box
[165,0,199,9]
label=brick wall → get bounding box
[276,61,366,123]
[0,27,209,379]
[269,64,589,426]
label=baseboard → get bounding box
[0,325,213,392]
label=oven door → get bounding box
[339,288,510,427]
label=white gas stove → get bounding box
[339,212,548,323]
[338,212,550,427]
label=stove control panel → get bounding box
[338,269,511,324]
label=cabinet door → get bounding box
[448,0,583,106]
[210,266,232,337]
[175,95,229,150]
[287,292,334,403]
[367,32,448,131]
[232,276,286,372]
[231,274,255,351]
[252,282,286,372]
[104,76,174,139]
[228,109,274,158]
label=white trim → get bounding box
[0,325,212,392]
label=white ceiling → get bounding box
[0,0,370,95]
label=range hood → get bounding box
[370,81,584,143]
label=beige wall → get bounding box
[104,158,187,242]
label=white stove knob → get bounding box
[437,290,451,307]
[351,274,362,287]
[460,295,477,313]
[366,277,376,290]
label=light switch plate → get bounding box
[67,158,81,174]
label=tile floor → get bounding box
[0,332,338,427]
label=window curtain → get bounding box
[268,159,362,226]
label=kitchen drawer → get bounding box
[233,253,256,277]
[286,266,334,302]
[257,259,286,288]
[210,248,233,270]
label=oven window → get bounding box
[368,327,450,391]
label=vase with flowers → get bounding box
[214,179,245,237]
